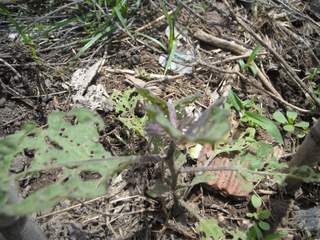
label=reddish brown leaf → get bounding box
[207,157,252,198]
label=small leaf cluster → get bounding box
[247,195,286,240]
[227,90,283,144]
[273,111,309,138]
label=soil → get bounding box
[0,0,320,239]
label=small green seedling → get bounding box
[227,90,283,144]
[246,194,287,240]
[273,111,309,138]
[246,194,271,240]
[239,46,262,76]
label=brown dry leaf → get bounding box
[207,157,252,198]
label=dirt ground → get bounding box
[1,0,320,239]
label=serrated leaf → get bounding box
[243,112,283,144]
[283,124,294,132]
[272,111,287,124]
[251,194,262,209]
[197,218,224,240]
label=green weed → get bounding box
[273,111,309,138]
[227,90,283,144]
[160,1,182,74]
[239,45,262,76]
[246,194,287,240]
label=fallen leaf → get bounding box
[207,157,252,197]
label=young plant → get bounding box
[227,90,283,144]
[239,45,262,76]
[246,194,287,240]
[160,1,182,74]
[273,111,309,138]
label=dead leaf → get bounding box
[207,157,252,197]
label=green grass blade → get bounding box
[72,32,103,60]
[136,32,167,52]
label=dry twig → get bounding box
[224,0,320,108]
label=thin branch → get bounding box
[224,0,320,108]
